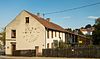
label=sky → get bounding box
[0,0,100,31]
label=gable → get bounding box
[5,12,22,28]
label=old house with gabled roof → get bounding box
[5,10,66,55]
[5,10,90,56]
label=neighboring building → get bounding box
[65,30,90,47]
[80,27,94,35]
[80,29,89,35]
[5,10,66,55]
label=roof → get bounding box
[25,10,66,32]
[24,11,90,39]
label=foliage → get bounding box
[0,31,5,50]
[53,40,68,49]
[59,40,67,49]
[92,22,100,45]
[92,30,100,45]
[65,28,73,32]
[85,24,91,29]
[0,29,5,46]
[53,40,59,48]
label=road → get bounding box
[0,56,98,59]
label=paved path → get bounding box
[0,56,98,59]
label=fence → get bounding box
[42,47,100,58]
[12,50,36,57]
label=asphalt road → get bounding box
[0,56,99,59]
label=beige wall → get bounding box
[5,11,46,55]
[16,11,45,53]
[5,12,21,55]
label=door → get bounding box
[35,46,39,56]
[11,44,16,55]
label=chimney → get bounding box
[46,18,51,22]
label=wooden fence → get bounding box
[42,47,100,58]
[12,50,36,57]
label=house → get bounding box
[5,10,90,56]
[5,10,66,56]
[79,24,94,35]
[80,27,94,35]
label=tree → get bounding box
[0,28,6,46]
[65,28,72,32]
[85,24,91,29]
[92,22,100,45]
[0,30,5,50]
[2,31,5,46]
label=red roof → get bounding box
[25,10,66,32]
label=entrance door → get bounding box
[35,46,39,56]
[11,44,16,55]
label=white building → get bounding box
[5,10,66,55]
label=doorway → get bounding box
[35,46,39,56]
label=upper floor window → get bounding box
[25,17,29,23]
[51,30,53,38]
[11,30,16,38]
[55,31,56,37]
[47,30,49,38]
[59,32,60,38]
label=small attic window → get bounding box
[25,17,29,23]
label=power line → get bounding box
[44,2,100,15]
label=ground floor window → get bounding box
[47,43,49,48]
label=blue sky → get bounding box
[0,0,100,31]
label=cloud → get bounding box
[88,16,99,19]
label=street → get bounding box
[0,56,98,59]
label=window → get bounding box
[51,30,53,38]
[55,31,56,37]
[47,30,49,38]
[62,33,63,39]
[59,32,60,38]
[11,30,16,38]
[25,17,29,23]
[47,43,49,49]
[51,43,54,48]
